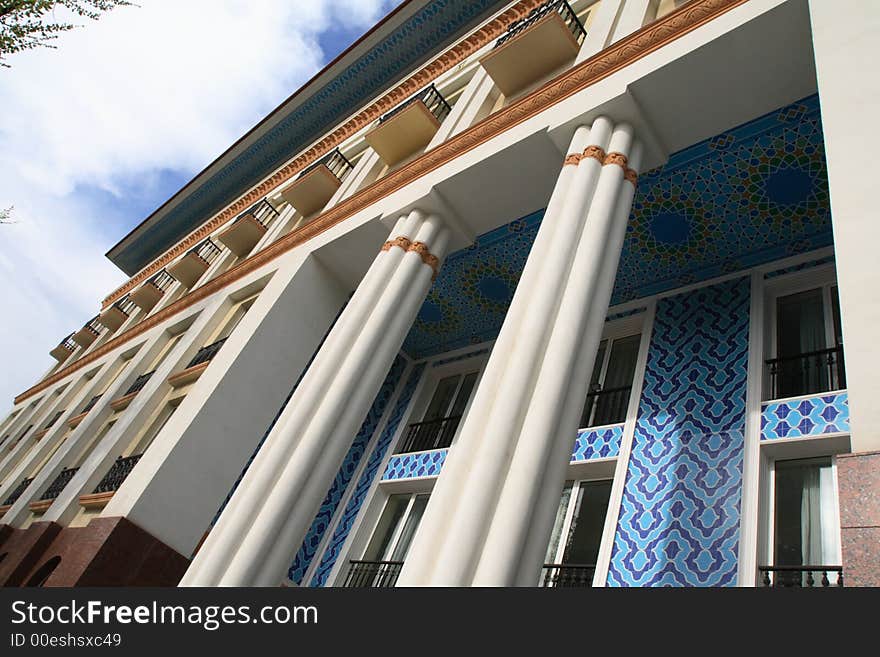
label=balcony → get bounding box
[167,337,227,388]
[581,385,632,428]
[341,560,403,588]
[79,453,142,509]
[99,294,137,331]
[49,333,77,362]
[110,370,155,411]
[480,0,585,97]
[759,565,844,587]
[167,238,223,288]
[397,415,461,454]
[72,315,104,348]
[364,84,451,166]
[130,270,175,312]
[541,563,596,587]
[281,148,354,217]
[68,394,101,428]
[29,466,80,513]
[1,476,34,508]
[217,199,279,257]
[765,346,846,400]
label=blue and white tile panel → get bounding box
[380,424,624,482]
[571,424,623,461]
[761,391,849,440]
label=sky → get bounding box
[0,0,401,411]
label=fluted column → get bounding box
[398,117,641,586]
[182,209,450,586]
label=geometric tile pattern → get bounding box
[430,348,490,368]
[404,211,542,358]
[307,363,426,587]
[617,95,831,304]
[607,278,750,587]
[763,254,835,279]
[114,0,506,275]
[378,425,625,483]
[761,391,849,440]
[288,355,407,584]
[571,424,623,461]
[382,449,448,481]
[404,95,831,361]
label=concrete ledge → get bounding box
[167,362,210,388]
[78,491,115,511]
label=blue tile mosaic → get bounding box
[288,355,407,584]
[607,277,750,587]
[763,255,835,279]
[571,425,623,461]
[308,363,426,587]
[404,95,832,360]
[382,449,448,480]
[761,391,849,440]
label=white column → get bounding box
[398,117,641,586]
[181,209,450,586]
[809,0,880,453]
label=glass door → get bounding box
[542,479,613,587]
[772,457,841,586]
[400,371,478,453]
[580,334,640,428]
[345,493,430,587]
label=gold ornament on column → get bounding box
[381,236,413,252]
[582,145,606,163]
[408,241,441,280]
[624,168,638,185]
[602,152,628,169]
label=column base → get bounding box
[837,450,880,587]
[0,517,189,587]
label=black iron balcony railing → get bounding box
[759,565,844,587]
[92,453,143,494]
[58,333,78,353]
[148,269,175,293]
[81,315,104,338]
[2,477,34,506]
[766,345,846,399]
[190,238,223,265]
[378,83,451,125]
[581,384,632,428]
[397,415,462,454]
[342,560,404,588]
[44,410,65,429]
[299,147,354,182]
[38,467,80,501]
[236,199,279,229]
[541,563,596,587]
[186,337,228,369]
[80,394,102,414]
[124,370,155,396]
[113,294,137,317]
[495,0,586,49]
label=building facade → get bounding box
[0,0,877,587]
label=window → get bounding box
[397,371,478,453]
[764,457,842,586]
[542,479,612,587]
[768,283,845,399]
[343,493,429,587]
[579,333,640,428]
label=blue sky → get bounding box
[0,0,400,409]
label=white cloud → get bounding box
[0,0,394,410]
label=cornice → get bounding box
[18,0,749,405]
[101,0,545,309]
